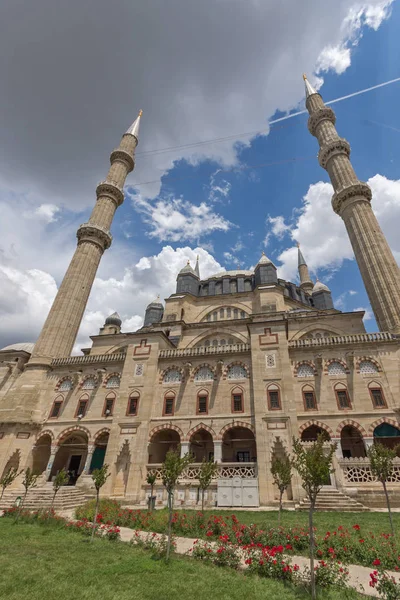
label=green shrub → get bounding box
[75,498,122,522]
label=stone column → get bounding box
[363,437,374,452]
[213,441,222,463]
[83,445,95,474]
[180,442,190,458]
[45,445,59,480]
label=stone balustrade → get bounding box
[146,462,257,481]
[289,331,396,349]
[159,343,250,359]
[339,457,400,484]
[51,352,126,367]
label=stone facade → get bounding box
[1,90,400,509]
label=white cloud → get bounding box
[267,215,292,240]
[272,174,400,282]
[354,306,374,320]
[349,290,357,295]
[317,46,351,74]
[129,192,232,242]
[209,170,232,203]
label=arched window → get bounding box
[327,361,346,376]
[241,311,246,319]
[231,387,244,413]
[220,339,226,346]
[127,391,140,416]
[75,394,89,418]
[215,282,222,295]
[197,391,209,415]
[334,383,351,410]
[207,314,211,322]
[297,363,315,378]
[105,375,120,389]
[213,311,218,321]
[302,385,317,410]
[49,395,64,418]
[212,339,218,347]
[359,360,379,374]
[368,383,387,408]
[233,308,239,319]
[163,369,182,384]
[227,364,247,379]
[103,392,115,416]
[230,280,237,293]
[204,340,210,347]
[82,376,96,390]
[194,366,214,382]
[267,384,281,410]
[58,378,73,392]
[163,392,175,416]
[244,279,252,291]
[220,308,224,319]
[227,308,232,318]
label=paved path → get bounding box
[117,525,398,598]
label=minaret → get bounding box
[195,255,200,278]
[303,74,400,333]
[297,243,313,293]
[29,111,143,365]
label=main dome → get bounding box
[0,342,35,353]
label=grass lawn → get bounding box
[0,519,361,600]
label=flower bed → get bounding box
[75,500,400,570]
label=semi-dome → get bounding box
[313,279,330,293]
[105,312,122,327]
[0,342,35,354]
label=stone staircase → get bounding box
[0,484,88,511]
[296,487,369,512]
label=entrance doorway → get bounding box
[68,455,82,484]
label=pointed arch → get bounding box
[148,423,184,442]
[56,425,91,445]
[325,358,349,375]
[224,361,249,380]
[356,356,381,374]
[368,417,400,436]
[191,363,216,382]
[218,421,254,440]
[35,429,55,443]
[159,365,184,384]
[294,360,317,377]
[93,428,111,443]
[103,372,121,388]
[185,422,216,442]
[55,376,74,391]
[336,420,367,438]
[298,420,334,438]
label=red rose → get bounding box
[353,524,360,530]
[373,559,381,566]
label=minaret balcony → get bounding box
[109,148,135,173]
[332,182,372,215]
[159,343,250,359]
[77,222,113,250]
[96,180,124,207]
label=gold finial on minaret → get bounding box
[139,109,143,117]
[303,73,307,80]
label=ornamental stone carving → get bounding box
[307,107,336,136]
[318,138,350,169]
[331,182,372,215]
[77,222,113,250]
[95,180,124,207]
[109,148,135,173]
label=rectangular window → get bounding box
[76,400,88,418]
[370,388,386,408]
[336,390,351,410]
[127,397,138,416]
[164,398,174,416]
[304,391,317,410]
[197,395,208,415]
[268,390,281,410]
[232,394,243,413]
[50,401,62,418]
[103,398,114,416]
[237,451,250,462]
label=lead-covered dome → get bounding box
[105,312,122,327]
[0,342,35,353]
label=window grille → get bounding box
[127,396,139,415]
[359,360,378,374]
[82,377,96,390]
[194,367,214,382]
[163,370,182,383]
[297,363,314,377]
[328,361,346,375]
[104,398,114,415]
[227,365,247,379]
[266,354,276,368]
[336,390,351,409]
[198,396,208,414]
[268,390,280,410]
[164,398,174,415]
[106,375,120,388]
[59,379,72,391]
[50,401,62,418]
[304,392,317,410]
[371,388,385,408]
[135,364,144,376]
[232,394,243,412]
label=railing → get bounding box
[146,462,257,480]
[339,457,400,484]
[289,332,396,349]
[51,352,126,367]
[159,343,251,359]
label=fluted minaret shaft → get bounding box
[30,119,141,364]
[305,80,400,333]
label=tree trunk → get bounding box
[201,488,205,512]
[51,488,58,510]
[91,490,99,541]
[278,489,283,527]
[309,499,316,600]
[0,487,4,503]
[166,490,173,562]
[15,489,28,523]
[382,480,395,538]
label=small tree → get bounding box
[161,448,192,561]
[14,468,40,521]
[367,442,399,537]
[0,467,22,504]
[292,435,336,600]
[91,464,110,541]
[146,472,157,512]
[198,458,218,512]
[51,468,69,509]
[270,450,292,526]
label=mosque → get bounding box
[1,78,399,509]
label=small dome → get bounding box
[0,342,35,354]
[313,279,330,293]
[147,296,163,309]
[257,251,274,266]
[105,312,122,327]
[179,260,197,276]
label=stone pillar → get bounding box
[180,442,190,458]
[306,87,400,334]
[45,445,59,480]
[213,441,222,463]
[363,437,374,451]
[83,445,95,474]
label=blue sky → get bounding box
[0,0,399,349]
